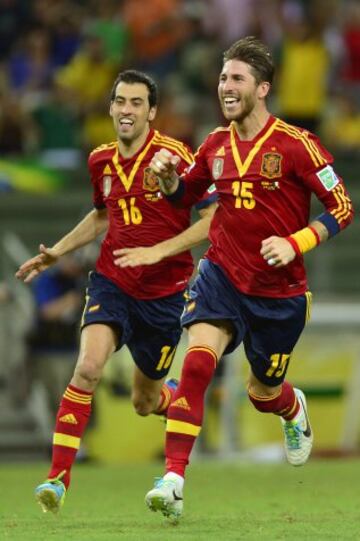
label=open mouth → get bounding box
[223,97,240,108]
[119,118,134,128]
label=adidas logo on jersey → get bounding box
[172,396,191,410]
[59,413,78,425]
[215,146,225,156]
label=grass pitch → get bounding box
[1,459,359,540]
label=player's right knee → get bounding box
[74,355,104,386]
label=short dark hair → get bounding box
[110,70,158,108]
[223,36,274,85]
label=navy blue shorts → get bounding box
[81,271,184,380]
[181,259,311,386]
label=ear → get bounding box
[148,106,157,122]
[258,82,270,99]
[109,102,113,117]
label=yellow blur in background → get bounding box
[86,330,359,463]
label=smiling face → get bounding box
[109,81,157,144]
[218,59,270,123]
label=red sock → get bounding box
[248,381,300,420]
[47,384,93,489]
[154,382,176,416]
[165,346,218,477]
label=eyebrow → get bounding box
[219,73,247,80]
[114,95,144,101]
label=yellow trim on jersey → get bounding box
[276,121,327,168]
[331,184,352,224]
[153,132,194,164]
[112,133,156,192]
[155,139,193,164]
[187,345,218,366]
[305,291,312,323]
[53,433,81,449]
[230,118,279,177]
[166,419,201,436]
[209,126,231,135]
[192,127,230,159]
[90,141,117,157]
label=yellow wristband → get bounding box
[288,226,320,255]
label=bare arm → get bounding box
[113,203,217,268]
[16,208,108,283]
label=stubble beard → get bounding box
[221,90,257,123]
[232,94,256,123]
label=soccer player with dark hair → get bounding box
[144,37,354,521]
[16,69,216,513]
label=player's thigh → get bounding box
[132,365,165,399]
[243,294,309,387]
[76,323,118,373]
[80,271,131,348]
[187,320,233,360]
[127,324,181,381]
[182,259,245,356]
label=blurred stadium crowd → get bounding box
[0,0,360,171]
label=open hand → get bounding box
[15,244,60,283]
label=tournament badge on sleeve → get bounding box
[212,158,224,180]
[103,176,112,197]
[102,165,112,197]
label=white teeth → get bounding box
[120,119,133,125]
[224,97,238,105]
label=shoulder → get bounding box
[206,125,230,144]
[153,130,194,164]
[274,119,332,167]
[88,141,118,166]
[195,125,230,156]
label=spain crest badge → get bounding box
[143,167,160,191]
[260,152,282,179]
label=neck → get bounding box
[233,108,270,141]
[118,126,151,158]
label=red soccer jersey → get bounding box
[177,116,353,298]
[89,128,195,299]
